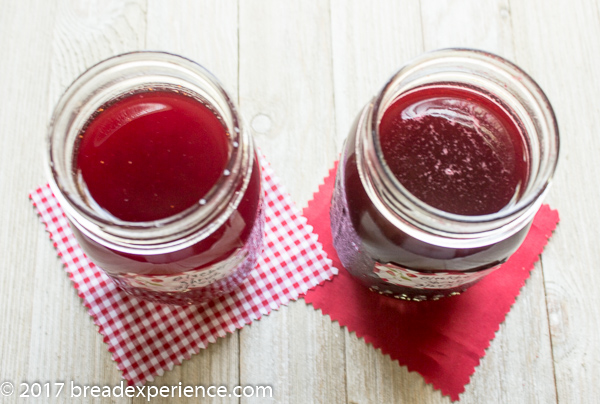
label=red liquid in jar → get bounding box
[72,89,263,305]
[379,86,529,216]
[331,85,531,299]
[76,90,229,222]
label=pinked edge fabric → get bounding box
[29,154,338,385]
[301,163,560,401]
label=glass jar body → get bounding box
[48,52,264,305]
[330,49,558,301]
[70,155,264,305]
[331,109,530,301]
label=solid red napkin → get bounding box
[301,164,559,401]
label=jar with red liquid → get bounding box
[331,49,559,301]
[48,52,264,305]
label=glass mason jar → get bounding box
[48,52,264,305]
[330,49,559,301]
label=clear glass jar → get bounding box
[330,49,559,301]
[48,52,264,305]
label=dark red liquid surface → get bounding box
[379,86,529,216]
[76,89,229,222]
[71,89,263,305]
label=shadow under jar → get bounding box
[48,52,264,306]
[330,49,559,301]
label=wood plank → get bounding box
[143,2,241,402]
[146,0,239,95]
[46,0,148,108]
[238,1,346,403]
[0,2,60,403]
[330,0,423,145]
[139,336,239,404]
[239,0,339,205]
[420,0,515,58]
[510,0,600,402]
[462,263,557,404]
[22,1,147,402]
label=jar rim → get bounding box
[47,51,253,252]
[364,48,559,243]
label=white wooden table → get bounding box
[1,1,598,403]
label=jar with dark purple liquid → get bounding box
[48,52,264,305]
[331,49,559,301]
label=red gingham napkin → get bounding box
[29,154,337,385]
[301,163,559,401]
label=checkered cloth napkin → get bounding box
[29,154,337,385]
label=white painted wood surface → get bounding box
[0,0,597,403]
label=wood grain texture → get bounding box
[0,2,60,403]
[48,0,148,108]
[146,0,239,95]
[420,0,514,57]
[238,1,345,403]
[239,0,338,206]
[330,0,424,146]
[510,0,600,402]
[1,0,598,403]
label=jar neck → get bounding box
[355,49,559,249]
[48,52,253,254]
